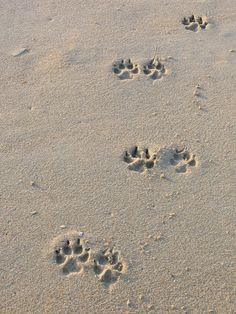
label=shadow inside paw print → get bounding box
[93,247,124,287]
[182,15,208,32]
[123,146,157,172]
[143,57,166,80]
[54,237,91,276]
[113,59,139,80]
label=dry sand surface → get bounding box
[0,0,236,313]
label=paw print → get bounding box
[123,146,157,172]
[170,147,196,173]
[143,57,166,80]
[93,247,124,287]
[182,15,208,32]
[158,147,197,174]
[54,236,91,276]
[112,59,139,80]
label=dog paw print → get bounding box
[123,146,157,172]
[112,59,139,80]
[182,15,208,32]
[143,57,166,80]
[165,147,197,173]
[93,247,124,287]
[53,236,91,276]
[169,147,196,173]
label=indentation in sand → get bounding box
[112,58,140,80]
[93,246,125,288]
[182,15,208,32]
[11,48,30,57]
[48,231,126,289]
[123,145,198,175]
[142,56,167,80]
[50,231,91,276]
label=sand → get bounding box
[0,0,235,313]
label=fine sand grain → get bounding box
[0,0,235,313]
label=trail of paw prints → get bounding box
[123,145,197,175]
[182,15,208,32]
[143,57,166,80]
[53,233,91,276]
[112,59,139,80]
[123,146,157,173]
[93,247,124,288]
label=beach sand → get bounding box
[0,0,235,313]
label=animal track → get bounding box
[123,146,157,173]
[53,234,91,276]
[143,57,166,80]
[123,145,197,175]
[182,15,208,32]
[158,147,197,174]
[49,232,126,288]
[93,247,124,287]
[113,59,139,80]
